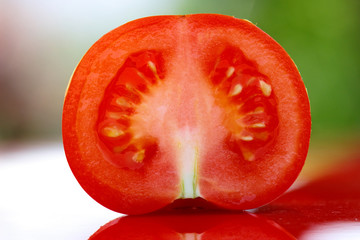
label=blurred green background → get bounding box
[1,0,359,143]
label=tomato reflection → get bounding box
[257,155,360,239]
[89,210,295,239]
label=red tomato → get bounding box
[89,212,296,239]
[63,14,311,214]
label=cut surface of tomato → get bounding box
[63,14,311,214]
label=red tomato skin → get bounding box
[63,14,311,214]
[63,16,183,214]
[186,14,311,210]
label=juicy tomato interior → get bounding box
[206,45,279,162]
[97,50,165,170]
[63,14,311,214]
[97,46,278,169]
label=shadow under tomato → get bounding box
[89,210,295,239]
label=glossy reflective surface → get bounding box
[90,211,296,239]
[90,153,360,239]
[1,143,360,239]
[257,155,360,239]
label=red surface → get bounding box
[89,154,360,239]
[90,211,296,239]
[256,155,360,238]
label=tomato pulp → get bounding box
[63,14,311,214]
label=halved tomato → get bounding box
[63,14,311,214]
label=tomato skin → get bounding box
[188,14,311,210]
[63,14,311,214]
[63,16,183,214]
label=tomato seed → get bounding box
[132,149,145,163]
[226,66,235,78]
[102,126,125,138]
[259,80,272,97]
[240,135,254,141]
[228,83,243,97]
[250,122,266,128]
[115,97,132,108]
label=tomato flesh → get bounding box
[97,50,164,170]
[63,14,311,214]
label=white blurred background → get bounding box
[0,0,182,140]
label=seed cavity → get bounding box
[209,46,278,164]
[229,83,243,97]
[96,50,166,169]
[259,80,272,97]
